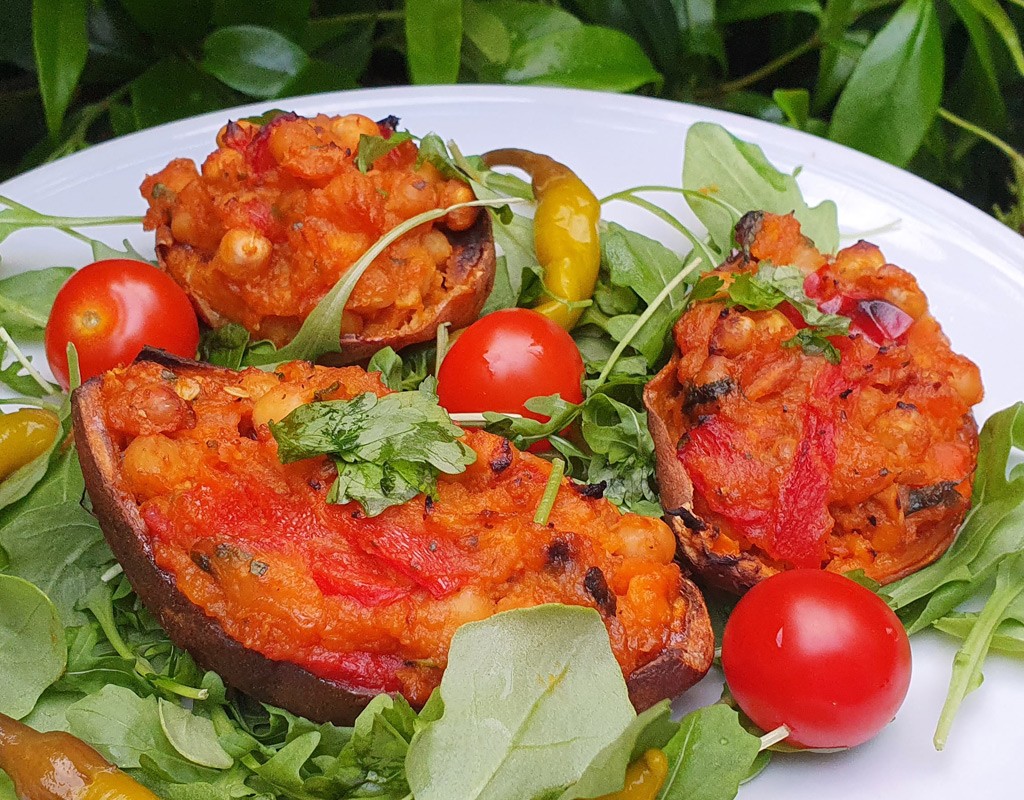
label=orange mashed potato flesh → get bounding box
[98,360,692,704]
[141,112,480,347]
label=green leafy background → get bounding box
[1,0,1022,232]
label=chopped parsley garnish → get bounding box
[270,390,475,516]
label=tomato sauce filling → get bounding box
[674,213,982,578]
[98,361,691,704]
[140,113,480,347]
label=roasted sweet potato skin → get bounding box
[646,212,982,593]
[74,350,713,723]
[141,113,496,362]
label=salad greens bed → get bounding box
[0,120,1023,798]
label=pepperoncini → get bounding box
[0,408,60,482]
[482,148,601,330]
[596,748,670,800]
[0,712,159,800]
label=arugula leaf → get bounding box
[657,704,763,800]
[248,197,514,365]
[0,266,73,338]
[682,122,840,255]
[89,239,153,264]
[0,444,114,625]
[0,332,59,397]
[0,195,143,246]
[270,391,475,516]
[405,605,636,800]
[934,605,1024,656]
[559,701,677,800]
[580,395,661,516]
[198,323,276,370]
[367,345,434,392]
[934,551,1024,749]
[0,574,67,719]
[355,131,414,173]
[590,223,694,367]
[781,328,841,365]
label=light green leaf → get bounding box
[159,699,235,770]
[682,122,839,254]
[719,0,821,24]
[0,267,73,339]
[657,704,762,800]
[0,574,66,719]
[828,0,944,166]
[202,25,309,98]
[405,0,463,84]
[32,0,88,135]
[0,446,115,626]
[406,605,636,800]
[959,0,1024,75]
[559,701,677,799]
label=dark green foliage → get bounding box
[1,1,1022,228]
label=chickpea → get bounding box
[330,114,381,153]
[712,313,755,358]
[216,228,272,273]
[251,385,314,428]
[122,435,191,501]
[948,359,984,406]
[610,516,677,564]
[0,408,60,482]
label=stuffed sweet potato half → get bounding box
[645,212,983,594]
[72,351,713,724]
[141,112,495,362]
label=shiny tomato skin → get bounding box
[437,309,585,421]
[721,569,911,749]
[45,260,200,389]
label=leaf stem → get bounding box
[937,108,1024,166]
[604,194,719,267]
[704,35,821,97]
[311,9,405,25]
[534,459,565,525]
[594,257,703,389]
[0,326,59,396]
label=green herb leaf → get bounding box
[934,607,1024,656]
[405,605,637,800]
[356,131,414,173]
[405,0,463,84]
[657,704,762,800]
[828,0,944,167]
[270,391,475,516]
[725,264,850,358]
[0,574,67,719]
[31,0,88,136]
[202,25,310,98]
[0,195,143,247]
[683,122,840,254]
[0,267,73,339]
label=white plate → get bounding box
[3,85,1023,799]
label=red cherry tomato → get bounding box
[45,259,200,389]
[437,308,585,427]
[721,570,912,749]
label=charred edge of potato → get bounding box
[644,353,976,594]
[72,352,380,725]
[155,209,497,365]
[75,348,713,719]
[626,576,715,711]
[333,210,497,364]
[643,359,771,594]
